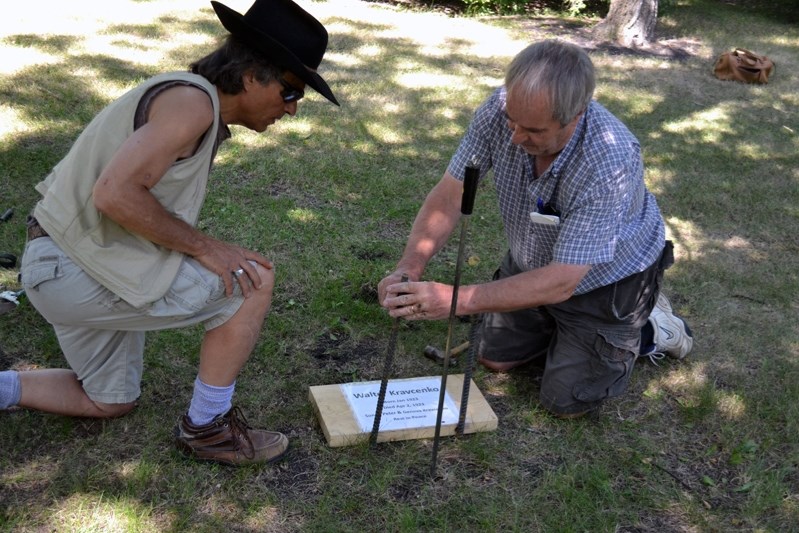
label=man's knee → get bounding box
[256,262,274,285]
[250,262,275,298]
[539,345,636,419]
[91,400,136,418]
[538,386,599,419]
[539,372,598,418]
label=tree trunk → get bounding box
[592,0,659,47]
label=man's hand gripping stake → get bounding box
[430,161,479,477]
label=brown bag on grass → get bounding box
[713,48,775,84]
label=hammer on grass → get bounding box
[423,341,469,366]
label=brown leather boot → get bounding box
[174,406,288,466]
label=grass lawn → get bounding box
[1,0,798,531]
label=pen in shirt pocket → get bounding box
[536,197,545,212]
[536,198,560,216]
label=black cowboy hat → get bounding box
[211,0,339,105]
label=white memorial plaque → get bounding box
[341,377,459,432]
[309,374,498,446]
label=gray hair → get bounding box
[505,40,595,126]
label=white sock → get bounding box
[187,376,234,426]
[0,370,21,410]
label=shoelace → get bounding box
[226,406,256,459]
[641,351,666,366]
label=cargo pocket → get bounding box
[572,329,637,403]
[149,264,219,319]
[20,255,61,291]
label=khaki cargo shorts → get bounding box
[20,237,245,404]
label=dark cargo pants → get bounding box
[477,243,673,416]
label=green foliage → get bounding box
[461,0,529,15]
[457,0,609,16]
[565,0,589,16]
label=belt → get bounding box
[26,216,50,241]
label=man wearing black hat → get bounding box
[0,0,337,466]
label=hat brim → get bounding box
[211,1,339,106]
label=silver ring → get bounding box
[233,268,245,277]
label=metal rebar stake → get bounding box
[370,273,408,447]
[456,315,479,436]
[430,161,480,477]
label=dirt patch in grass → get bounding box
[309,329,381,371]
[262,446,323,501]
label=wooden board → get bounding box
[309,374,498,447]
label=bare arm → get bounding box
[92,85,270,296]
[385,260,590,320]
[458,262,591,314]
[377,171,463,303]
[380,168,591,318]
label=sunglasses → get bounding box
[279,78,304,103]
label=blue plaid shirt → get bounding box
[448,87,665,295]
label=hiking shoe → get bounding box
[174,406,288,466]
[644,292,693,360]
